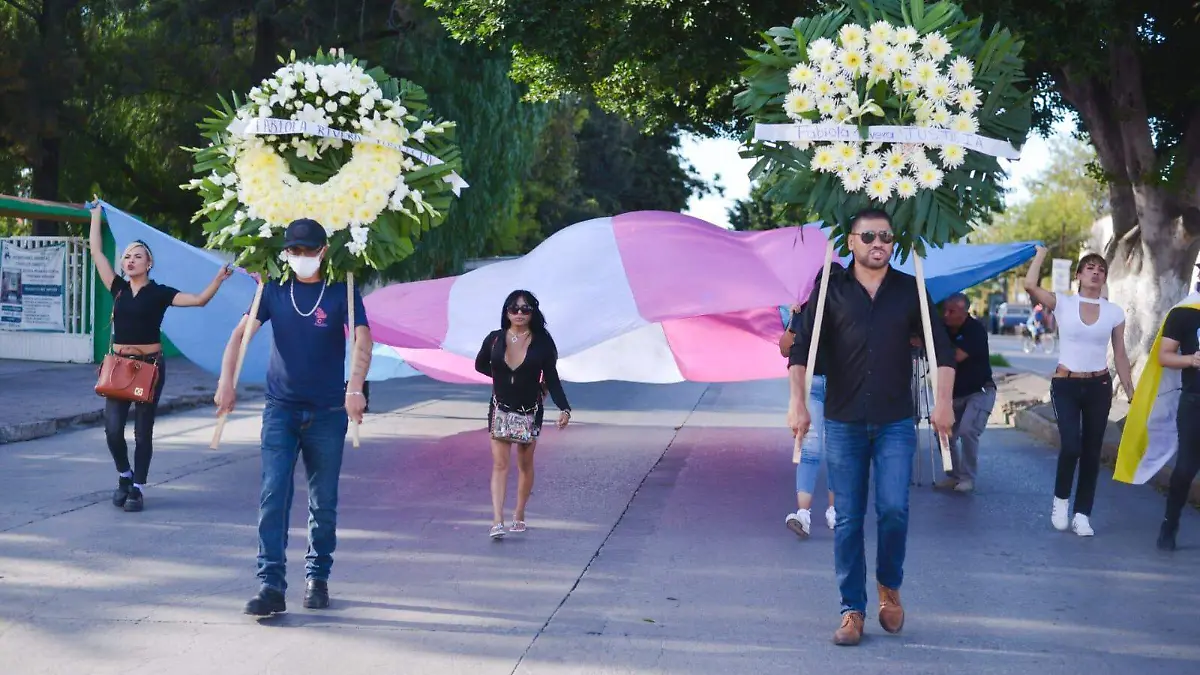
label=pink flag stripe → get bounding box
[365,275,455,350]
[660,307,789,382]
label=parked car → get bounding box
[998,304,1032,334]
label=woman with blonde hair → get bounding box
[89,202,231,511]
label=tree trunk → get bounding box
[30,137,62,236]
[250,12,280,83]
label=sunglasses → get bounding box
[507,305,533,315]
[852,230,895,245]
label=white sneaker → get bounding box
[1072,513,1095,537]
[1051,498,1070,531]
[786,509,812,538]
[954,480,975,493]
[825,505,837,530]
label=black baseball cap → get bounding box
[283,218,328,249]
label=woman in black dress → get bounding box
[475,290,571,539]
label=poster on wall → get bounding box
[0,242,66,332]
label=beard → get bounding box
[857,250,891,270]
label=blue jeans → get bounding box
[796,375,826,495]
[257,402,348,592]
[824,418,916,615]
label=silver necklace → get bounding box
[509,329,531,344]
[290,279,327,317]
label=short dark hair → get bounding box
[850,208,892,231]
[1076,253,1107,276]
[945,292,969,309]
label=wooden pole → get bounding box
[913,253,953,472]
[796,238,837,464]
[210,280,265,450]
[347,272,361,448]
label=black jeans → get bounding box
[1050,374,1112,516]
[1167,393,1200,525]
[105,356,167,485]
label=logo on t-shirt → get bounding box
[314,307,328,328]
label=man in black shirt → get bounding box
[788,209,955,646]
[1155,301,1200,550]
[936,293,996,493]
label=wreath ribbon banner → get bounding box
[229,117,470,195]
[754,123,1021,160]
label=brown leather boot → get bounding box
[878,583,905,633]
[833,611,865,646]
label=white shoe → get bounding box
[825,506,837,530]
[786,509,812,538]
[489,524,507,539]
[1051,498,1070,531]
[1072,513,1095,537]
[954,480,975,493]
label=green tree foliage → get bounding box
[727,177,813,231]
[974,136,1106,262]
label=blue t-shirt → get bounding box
[253,278,368,408]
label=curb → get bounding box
[1009,396,1200,507]
[0,388,262,445]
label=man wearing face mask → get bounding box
[215,218,372,617]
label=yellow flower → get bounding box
[939,144,967,169]
[838,49,867,76]
[788,63,817,87]
[895,177,918,199]
[866,177,893,201]
[812,147,840,173]
[957,87,982,111]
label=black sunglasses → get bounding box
[852,230,895,245]
[507,304,533,315]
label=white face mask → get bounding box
[286,252,323,278]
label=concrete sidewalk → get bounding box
[0,358,260,445]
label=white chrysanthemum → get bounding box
[840,167,867,192]
[789,63,817,87]
[832,106,852,123]
[817,98,838,116]
[869,21,894,44]
[931,106,952,128]
[951,113,979,134]
[957,86,982,111]
[790,139,812,151]
[866,177,893,201]
[860,153,885,175]
[885,47,915,73]
[838,24,867,50]
[919,32,952,62]
[868,60,891,82]
[895,177,919,199]
[809,38,836,61]
[819,59,840,78]
[883,149,907,170]
[812,78,836,99]
[838,49,867,76]
[925,76,954,103]
[880,167,900,183]
[867,41,889,61]
[917,165,945,189]
[784,90,815,118]
[894,26,919,45]
[833,142,860,168]
[905,145,933,169]
[832,76,853,95]
[949,56,974,84]
[812,147,841,173]
[910,59,939,86]
[899,78,921,94]
[939,144,967,169]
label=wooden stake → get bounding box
[210,280,265,450]
[347,272,361,449]
[796,238,837,464]
[913,253,953,472]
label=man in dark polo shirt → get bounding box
[937,293,996,493]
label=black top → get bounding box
[110,277,179,346]
[475,329,571,412]
[949,316,994,398]
[1163,306,1200,394]
[789,264,955,424]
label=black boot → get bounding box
[123,486,144,512]
[1157,519,1178,551]
[304,579,330,609]
[244,587,287,616]
[112,477,133,508]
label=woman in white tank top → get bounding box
[1025,247,1134,537]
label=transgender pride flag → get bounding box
[100,204,1036,385]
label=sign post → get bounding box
[0,242,66,332]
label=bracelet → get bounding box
[346,391,365,397]
[562,410,572,417]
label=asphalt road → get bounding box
[0,377,1195,674]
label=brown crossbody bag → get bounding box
[94,290,160,403]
